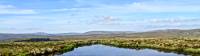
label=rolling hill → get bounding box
[1,29,200,40]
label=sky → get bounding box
[1,0,200,33]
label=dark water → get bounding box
[56,44,186,56]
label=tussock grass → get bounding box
[0,38,200,56]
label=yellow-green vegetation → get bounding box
[1,37,200,56]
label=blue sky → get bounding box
[1,0,200,33]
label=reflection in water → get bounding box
[56,44,186,56]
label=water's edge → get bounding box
[57,44,185,56]
[27,40,199,56]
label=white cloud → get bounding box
[0,4,37,14]
[147,17,200,23]
[100,2,200,13]
[49,1,200,14]
[1,0,200,33]
[0,5,14,8]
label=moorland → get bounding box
[1,29,200,56]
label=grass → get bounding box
[0,37,200,56]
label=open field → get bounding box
[1,37,200,56]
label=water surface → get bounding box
[57,44,186,56]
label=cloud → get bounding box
[49,1,200,13]
[0,4,14,8]
[137,16,200,30]
[0,4,37,14]
[148,17,200,23]
[96,16,200,29]
[1,0,200,33]
[100,2,200,13]
[128,0,200,12]
[92,16,121,25]
[101,16,119,22]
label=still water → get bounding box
[57,44,186,56]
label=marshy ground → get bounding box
[0,37,200,56]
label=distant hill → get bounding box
[0,33,49,40]
[83,31,136,35]
[27,32,51,36]
[133,29,200,38]
[55,33,82,36]
[0,31,135,40]
[1,29,200,40]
